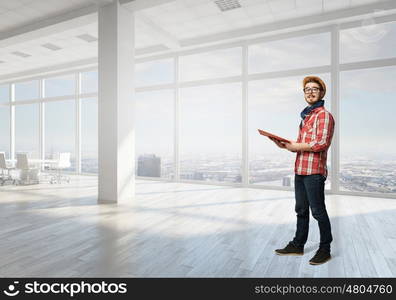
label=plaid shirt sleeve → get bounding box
[308,111,334,152]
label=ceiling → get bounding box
[0,0,99,32]
[0,0,395,79]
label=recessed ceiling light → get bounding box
[41,43,62,51]
[214,0,241,12]
[76,34,98,42]
[12,51,31,58]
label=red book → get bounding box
[257,129,291,143]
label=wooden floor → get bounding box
[1,176,396,277]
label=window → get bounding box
[249,33,330,74]
[180,83,242,183]
[15,80,39,101]
[248,74,331,188]
[0,84,9,103]
[0,107,10,158]
[81,98,98,174]
[340,66,396,194]
[15,104,39,158]
[135,59,174,87]
[340,21,396,63]
[44,74,75,97]
[45,100,75,171]
[81,71,98,94]
[135,90,174,179]
[179,47,242,81]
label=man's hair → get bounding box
[303,76,326,98]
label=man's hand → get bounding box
[269,137,287,149]
[284,141,299,152]
[269,137,298,152]
[285,141,313,152]
[269,138,312,152]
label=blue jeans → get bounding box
[292,174,333,252]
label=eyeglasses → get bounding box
[303,87,321,94]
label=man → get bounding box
[270,76,335,265]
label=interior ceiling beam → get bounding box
[0,57,98,84]
[121,0,176,11]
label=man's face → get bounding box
[303,82,323,105]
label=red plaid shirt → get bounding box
[295,106,334,176]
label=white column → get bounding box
[174,55,180,181]
[330,25,340,193]
[242,44,248,186]
[76,73,82,174]
[39,79,45,165]
[10,84,15,161]
[98,1,135,204]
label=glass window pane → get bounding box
[45,100,75,171]
[180,83,242,183]
[15,80,39,101]
[0,84,9,103]
[340,21,396,63]
[180,47,242,81]
[249,74,331,189]
[81,71,98,94]
[0,107,10,158]
[340,67,396,194]
[249,33,330,74]
[15,104,39,158]
[135,59,174,87]
[44,74,75,97]
[81,98,98,174]
[135,90,174,179]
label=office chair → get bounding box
[50,152,71,184]
[12,153,40,185]
[0,152,13,185]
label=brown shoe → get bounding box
[275,242,304,256]
[309,249,331,265]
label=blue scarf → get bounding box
[300,99,325,120]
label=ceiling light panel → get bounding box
[76,34,98,42]
[41,43,62,51]
[12,51,31,58]
[214,0,242,12]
